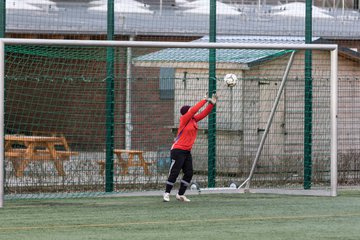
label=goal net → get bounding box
[0,38,339,206]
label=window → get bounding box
[159,68,175,99]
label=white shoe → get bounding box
[176,194,190,202]
[163,192,170,202]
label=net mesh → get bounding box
[2,40,349,199]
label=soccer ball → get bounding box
[229,182,238,189]
[224,73,238,87]
[190,182,201,193]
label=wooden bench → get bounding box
[5,134,78,177]
[98,149,154,176]
[29,132,78,159]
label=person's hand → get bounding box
[208,93,218,105]
[203,92,208,100]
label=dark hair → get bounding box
[180,105,191,115]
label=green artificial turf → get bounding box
[0,191,360,240]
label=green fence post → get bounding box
[0,0,5,38]
[304,0,313,189]
[105,0,115,192]
[208,0,216,188]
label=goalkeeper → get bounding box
[163,93,218,202]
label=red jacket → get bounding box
[171,99,214,151]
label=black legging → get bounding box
[165,149,193,195]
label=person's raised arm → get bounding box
[181,93,208,123]
[193,93,218,122]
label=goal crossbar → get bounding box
[0,38,338,50]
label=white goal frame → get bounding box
[0,38,338,207]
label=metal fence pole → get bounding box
[208,0,217,188]
[304,0,313,190]
[105,0,115,192]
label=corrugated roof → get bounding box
[133,36,318,65]
[5,6,360,38]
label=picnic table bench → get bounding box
[5,134,78,177]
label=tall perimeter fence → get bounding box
[0,0,359,201]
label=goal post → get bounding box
[0,38,339,207]
[330,47,338,197]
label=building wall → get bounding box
[4,35,197,152]
[171,50,360,172]
[4,32,360,168]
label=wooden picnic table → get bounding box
[5,134,78,177]
[98,149,154,176]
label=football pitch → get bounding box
[1,190,360,240]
